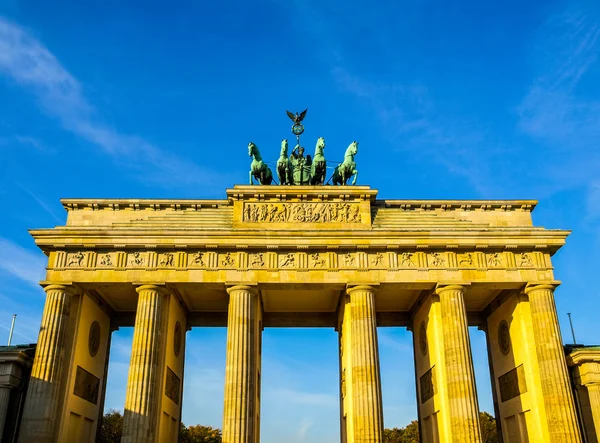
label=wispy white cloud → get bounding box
[517,4,600,217]
[15,183,63,224]
[296,418,313,442]
[0,237,46,286]
[14,135,51,152]
[0,16,233,189]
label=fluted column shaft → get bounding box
[347,285,384,443]
[0,386,12,439]
[588,385,600,440]
[436,285,481,443]
[122,285,168,443]
[525,284,581,442]
[19,284,74,443]
[222,286,260,443]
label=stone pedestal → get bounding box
[339,285,383,443]
[436,285,482,443]
[122,285,168,443]
[222,286,262,443]
[19,284,75,443]
[525,284,581,442]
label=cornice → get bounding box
[566,350,600,366]
[59,196,538,213]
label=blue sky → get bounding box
[1,0,599,441]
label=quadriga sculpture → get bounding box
[248,142,273,185]
[310,137,327,185]
[331,141,358,185]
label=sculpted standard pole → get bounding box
[525,284,581,442]
[222,286,261,443]
[347,285,384,443]
[436,284,482,442]
[122,285,168,443]
[19,284,75,443]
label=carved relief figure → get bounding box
[68,251,85,267]
[280,253,296,267]
[251,253,265,267]
[130,252,144,266]
[191,252,205,266]
[517,253,534,267]
[344,252,355,267]
[371,253,384,266]
[99,254,112,266]
[222,253,235,267]
[488,253,502,267]
[160,253,174,267]
[243,202,361,224]
[400,252,414,267]
[430,252,445,267]
[311,253,326,267]
[459,253,474,266]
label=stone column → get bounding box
[525,283,582,442]
[347,285,384,443]
[222,285,261,443]
[588,384,600,440]
[19,284,75,443]
[122,285,168,443]
[436,284,482,442]
[0,385,12,439]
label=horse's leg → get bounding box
[351,169,358,185]
[249,170,254,185]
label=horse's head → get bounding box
[346,141,359,157]
[248,142,256,157]
[280,139,288,156]
[315,137,325,154]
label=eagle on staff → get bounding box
[286,109,308,125]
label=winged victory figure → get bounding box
[286,109,308,125]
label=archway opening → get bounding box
[261,328,339,443]
[378,327,418,433]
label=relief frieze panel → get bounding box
[243,202,362,223]
[49,249,551,274]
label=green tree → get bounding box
[179,424,222,443]
[99,409,123,443]
[383,413,497,443]
[480,411,499,443]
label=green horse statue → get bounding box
[310,137,327,185]
[248,142,273,185]
[276,139,293,185]
[331,141,358,185]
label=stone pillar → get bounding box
[222,285,262,443]
[19,284,75,443]
[588,385,600,441]
[342,285,384,443]
[435,284,482,442]
[122,284,168,443]
[525,284,581,442]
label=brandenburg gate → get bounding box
[16,183,593,442]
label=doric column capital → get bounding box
[524,282,559,294]
[43,284,76,295]
[346,284,377,295]
[135,284,169,295]
[226,285,258,296]
[435,283,467,295]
